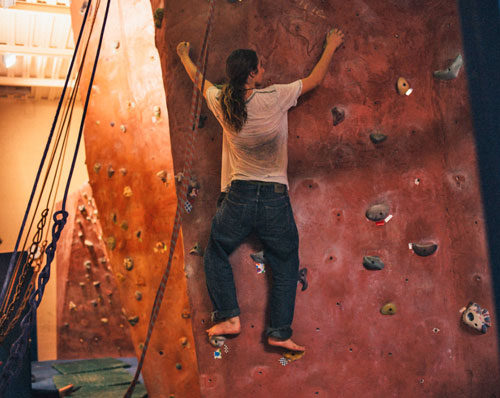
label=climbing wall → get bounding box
[56,183,135,359]
[69,0,200,396]
[153,0,500,397]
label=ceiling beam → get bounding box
[10,2,70,15]
[0,76,73,87]
[0,44,74,57]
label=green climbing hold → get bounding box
[370,133,387,144]
[363,256,385,270]
[154,8,164,29]
[381,302,397,315]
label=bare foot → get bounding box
[206,316,241,337]
[268,337,305,352]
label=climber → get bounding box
[177,27,345,352]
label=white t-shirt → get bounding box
[206,80,303,192]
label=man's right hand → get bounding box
[177,41,191,58]
[325,28,345,51]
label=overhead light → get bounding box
[0,0,16,9]
[2,54,16,68]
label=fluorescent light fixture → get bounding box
[0,0,16,8]
[2,53,16,68]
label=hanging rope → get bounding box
[0,0,112,392]
[123,1,217,396]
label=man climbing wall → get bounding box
[176,27,345,353]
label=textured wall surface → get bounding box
[56,183,135,359]
[69,0,200,396]
[154,0,500,397]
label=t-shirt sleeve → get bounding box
[205,86,223,122]
[274,80,303,112]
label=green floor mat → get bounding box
[52,357,129,375]
[66,383,148,398]
[53,368,133,389]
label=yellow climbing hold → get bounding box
[123,186,133,197]
[284,350,305,362]
[381,302,397,315]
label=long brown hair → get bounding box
[220,49,258,132]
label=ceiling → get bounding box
[0,0,75,100]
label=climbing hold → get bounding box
[120,220,129,230]
[136,277,146,286]
[181,309,191,319]
[189,242,203,256]
[136,230,142,240]
[209,335,226,347]
[175,363,182,370]
[180,337,188,346]
[120,167,127,176]
[198,114,208,128]
[284,350,305,362]
[411,242,438,257]
[365,204,390,222]
[79,282,85,287]
[107,237,116,251]
[154,241,167,253]
[94,163,102,173]
[93,281,101,288]
[154,8,164,29]
[84,260,92,270]
[433,54,463,80]
[112,40,120,49]
[107,166,115,178]
[111,212,117,223]
[128,316,139,326]
[78,205,88,216]
[331,107,345,126]
[120,125,127,133]
[460,302,491,333]
[370,133,387,144]
[134,291,142,302]
[397,77,413,96]
[175,172,184,182]
[84,240,94,248]
[381,302,397,315]
[250,250,266,264]
[363,256,385,270]
[110,121,115,127]
[116,273,125,282]
[90,299,98,307]
[69,301,77,311]
[298,268,308,291]
[63,322,69,328]
[157,170,168,183]
[154,106,161,118]
[188,178,200,198]
[124,257,134,271]
[100,257,107,265]
[123,186,133,197]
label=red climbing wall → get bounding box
[56,183,136,359]
[154,0,500,397]
[69,0,200,396]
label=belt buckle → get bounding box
[274,184,285,194]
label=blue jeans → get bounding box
[204,180,300,340]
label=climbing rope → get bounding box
[0,0,112,392]
[123,1,217,396]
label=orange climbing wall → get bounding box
[56,183,135,359]
[69,0,200,396]
[153,0,500,397]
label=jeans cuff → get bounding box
[265,325,293,340]
[211,308,240,323]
